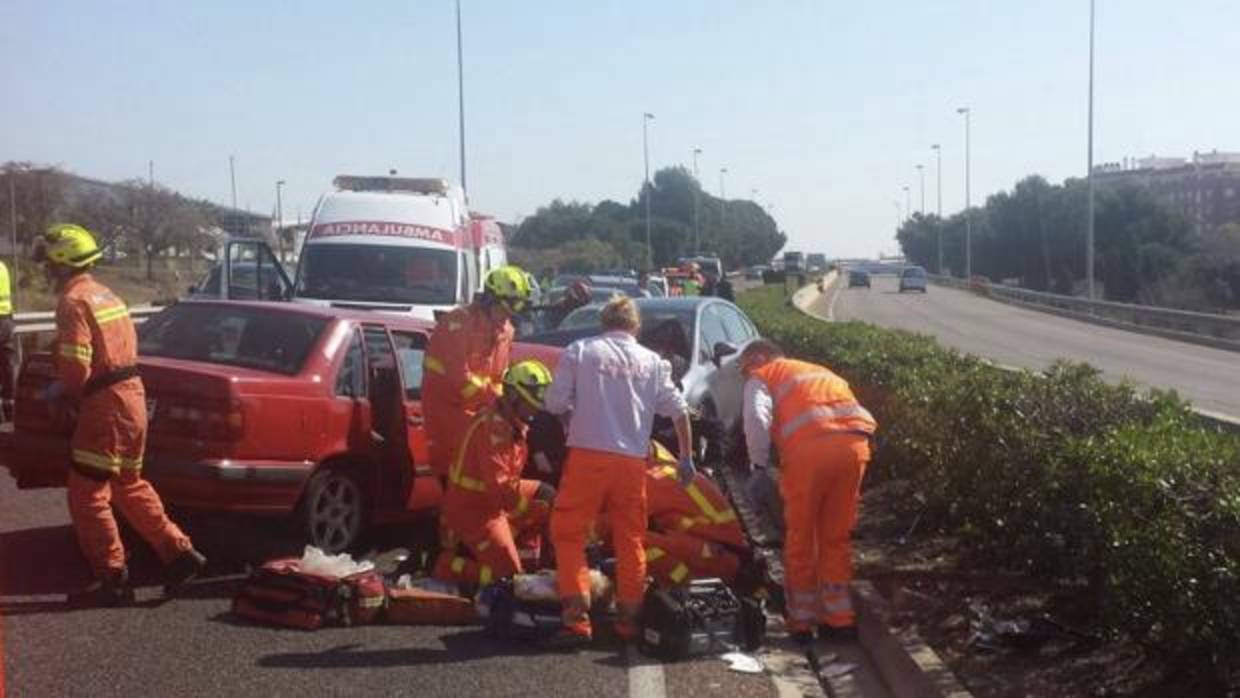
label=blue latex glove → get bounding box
[677,454,696,487]
[37,381,67,403]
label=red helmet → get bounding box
[567,279,592,305]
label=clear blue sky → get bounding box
[4,0,1237,258]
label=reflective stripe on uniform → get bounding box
[787,590,818,621]
[479,565,494,586]
[771,371,838,404]
[72,448,141,473]
[779,403,875,440]
[450,557,466,574]
[59,342,93,364]
[92,304,130,326]
[448,413,490,493]
[669,563,689,583]
[684,483,737,525]
[424,355,446,375]
[514,497,529,516]
[646,546,666,561]
[460,372,490,398]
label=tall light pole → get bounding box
[692,147,702,254]
[931,144,943,273]
[958,106,972,279]
[229,155,238,210]
[8,170,18,310]
[892,201,902,230]
[719,167,728,230]
[916,164,926,216]
[903,185,911,222]
[275,180,285,258]
[1085,0,1096,300]
[148,160,154,187]
[642,112,655,269]
[456,0,468,195]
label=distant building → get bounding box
[1094,150,1240,232]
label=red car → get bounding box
[5,300,455,552]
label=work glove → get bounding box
[677,454,697,487]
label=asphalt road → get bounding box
[824,275,1240,419]
[0,473,780,698]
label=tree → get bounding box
[0,162,69,250]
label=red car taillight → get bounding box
[161,399,245,441]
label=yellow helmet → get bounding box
[483,265,533,313]
[40,223,102,269]
[503,359,553,411]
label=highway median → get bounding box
[739,283,1240,690]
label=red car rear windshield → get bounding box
[138,304,330,375]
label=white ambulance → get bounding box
[214,175,507,322]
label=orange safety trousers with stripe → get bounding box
[751,357,876,632]
[56,274,191,578]
[433,410,551,587]
[421,304,513,478]
[551,448,647,638]
[645,531,741,587]
[780,433,870,632]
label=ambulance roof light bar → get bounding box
[333,175,451,195]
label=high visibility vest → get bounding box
[0,260,11,315]
[751,358,876,453]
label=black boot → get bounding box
[163,548,207,596]
[67,568,135,608]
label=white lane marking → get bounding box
[627,644,667,698]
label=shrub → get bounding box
[738,285,1240,677]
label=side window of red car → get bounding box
[334,330,367,398]
[391,331,428,401]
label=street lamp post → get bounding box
[1086,0,1096,300]
[957,106,972,279]
[916,164,925,216]
[275,180,285,260]
[642,112,655,269]
[692,147,702,254]
[456,0,468,195]
[8,171,18,311]
[719,167,728,228]
[903,186,911,222]
[931,144,943,274]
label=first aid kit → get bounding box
[231,557,386,630]
[477,579,564,641]
[386,586,478,626]
[639,578,741,660]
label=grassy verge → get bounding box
[12,259,203,313]
[739,284,1240,683]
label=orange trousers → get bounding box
[67,470,193,578]
[67,383,192,578]
[425,408,474,479]
[645,531,740,587]
[434,480,551,587]
[551,448,647,636]
[780,433,870,632]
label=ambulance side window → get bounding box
[334,330,367,398]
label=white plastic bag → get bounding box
[298,545,374,579]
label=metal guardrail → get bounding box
[928,274,1240,352]
[14,305,163,335]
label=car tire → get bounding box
[301,467,366,553]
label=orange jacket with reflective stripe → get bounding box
[443,408,528,515]
[645,460,746,549]
[751,358,876,454]
[422,304,513,451]
[55,274,139,397]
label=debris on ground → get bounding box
[720,652,764,674]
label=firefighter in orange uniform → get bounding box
[421,266,531,480]
[35,224,206,607]
[643,442,748,586]
[739,339,876,644]
[431,360,557,589]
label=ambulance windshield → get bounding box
[297,244,459,305]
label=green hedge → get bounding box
[738,285,1240,677]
